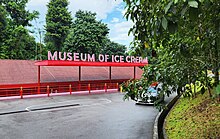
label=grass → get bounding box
[165,91,220,139]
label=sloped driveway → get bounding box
[0,93,175,139]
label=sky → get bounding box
[26,0,134,47]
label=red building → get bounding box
[0,60,145,98]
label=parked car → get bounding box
[138,82,165,104]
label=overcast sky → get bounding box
[26,0,133,47]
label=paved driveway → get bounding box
[0,93,175,139]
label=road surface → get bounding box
[0,92,175,139]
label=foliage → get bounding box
[123,0,220,104]
[101,38,127,59]
[0,5,7,38]
[4,25,36,59]
[1,0,126,60]
[0,5,8,59]
[63,10,109,56]
[214,84,220,100]
[64,10,126,57]
[45,0,72,52]
[123,78,150,101]
[2,0,39,27]
[34,42,48,60]
[215,85,220,95]
[0,0,39,60]
[122,65,173,106]
[165,91,220,139]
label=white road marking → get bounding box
[25,98,112,112]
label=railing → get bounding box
[0,79,127,99]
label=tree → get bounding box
[6,25,36,59]
[122,0,220,103]
[0,5,7,39]
[101,38,126,58]
[45,0,72,52]
[0,4,8,59]
[0,0,39,60]
[2,0,39,27]
[63,10,109,56]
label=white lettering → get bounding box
[88,54,95,62]
[112,55,114,62]
[81,53,87,61]
[126,56,131,63]
[59,52,66,60]
[120,56,124,62]
[74,53,79,61]
[142,57,148,63]
[48,51,57,60]
[114,55,120,62]
[131,56,135,63]
[47,51,147,63]
[99,54,105,62]
[139,57,143,63]
[105,55,109,62]
[67,52,72,61]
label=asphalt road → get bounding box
[0,93,175,139]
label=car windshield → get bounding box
[147,87,157,94]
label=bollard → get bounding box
[116,83,119,91]
[104,83,107,92]
[20,87,23,99]
[47,85,50,97]
[120,85,123,93]
[88,84,91,94]
[69,84,72,95]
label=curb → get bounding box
[153,94,180,139]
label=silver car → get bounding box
[138,83,165,104]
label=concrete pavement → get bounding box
[0,92,175,139]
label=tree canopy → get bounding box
[0,0,127,60]
[123,0,220,102]
[101,38,127,58]
[0,0,39,59]
[0,5,8,59]
[63,10,109,56]
[45,0,72,52]
[2,0,39,27]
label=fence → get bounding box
[0,79,127,98]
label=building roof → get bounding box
[0,60,143,85]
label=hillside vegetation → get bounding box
[165,92,220,139]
